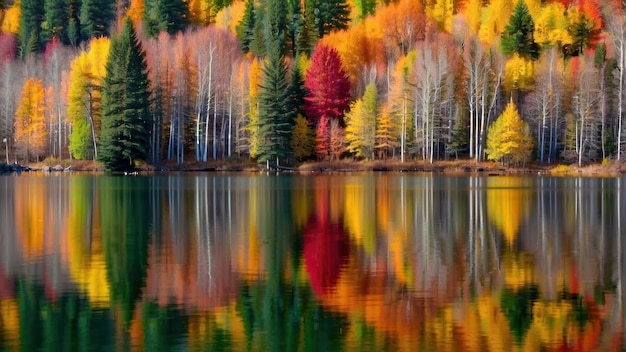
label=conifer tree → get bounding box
[143,0,189,37]
[19,0,45,56]
[485,100,533,166]
[236,0,255,54]
[308,0,350,38]
[42,0,69,44]
[98,18,151,171]
[501,0,539,61]
[256,41,294,164]
[79,0,115,41]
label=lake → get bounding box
[0,172,624,351]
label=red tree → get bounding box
[304,45,351,159]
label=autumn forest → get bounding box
[0,0,621,169]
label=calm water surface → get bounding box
[0,172,624,351]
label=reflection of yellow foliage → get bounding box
[344,179,376,255]
[15,177,45,258]
[67,181,110,307]
[477,294,515,351]
[188,307,245,351]
[531,301,579,346]
[502,252,534,289]
[487,177,531,244]
[0,299,19,348]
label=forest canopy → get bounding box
[0,0,621,168]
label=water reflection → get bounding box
[0,173,624,351]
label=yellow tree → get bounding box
[15,78,47,161]
[126,0,144,26]
[67,37,110,160]
[1,1,20,34]
[533,2,572,49]
[247,58,262,158]
[485,100,533,166]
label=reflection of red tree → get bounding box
[303,215,349,296]
[0,266,13,299]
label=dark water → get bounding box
[0,172,624,351]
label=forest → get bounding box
[0,0,621,170]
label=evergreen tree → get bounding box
[287,58,306,116]
[501,0,540,61]
[256,41,294,164]
[309,0,350,38]
[98,18,151,171]
[143,0,189,37]
[80,0,115,41]
[42,0,70,44]
[19,0,45,56]
[263,0,288,53]
[236,0,255,54]
[297,0,318,56]
[286,0,303,57]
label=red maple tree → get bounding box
[304,44,351,160]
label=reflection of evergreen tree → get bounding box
[16,280,115,351]
[233,175,347,350]
[100,176,151,325]
[500,284,539,345]
[17,280,43,351]
[142,302,188,351]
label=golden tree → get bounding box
[485,100,533,166]
[14,78,47,161]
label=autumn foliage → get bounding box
[304,45,351,159]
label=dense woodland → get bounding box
[0,0,622,170]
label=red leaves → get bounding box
[304,44,351,159]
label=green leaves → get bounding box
[98,18,151,171]
[501,0,539,61]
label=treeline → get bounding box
[0,0,623,170]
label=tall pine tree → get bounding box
[256,40,294,165]
[42,0,70,45]
[19,0,45,56]
[236,0,255,54]
[143,0,189,37]
[98,18,151,171]
[501,0,539,61]
[80,0,115,41]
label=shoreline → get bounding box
[4,159,625,177]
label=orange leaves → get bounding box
[14,78,47,161]
[1,4,20,34]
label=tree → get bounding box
[42,0,70,45]
[291,114,314,160]
[68,38,110,160]
[306,0,350,38]
[485,100,533,166]
[80,0,115,41]
[14,78,47,161]
[255,42,294,164]
[500,0,539,61]
[143,0,189,37]
[98,18,151,171]
[345,82,376,159]
[236,0,255,54]
[19,0,45,56]
[375,107,396,159]
[303,44,351,159]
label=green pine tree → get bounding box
[236,0,255,54]
[263,0,288,54]
[79,0,115,41]
[256,41,295,164]
[501,0,540,61]
[98,18,151,171]
[42,0,69,44]
[310,0,350,38]
[143,0,189,37]
[19,0,45,56]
